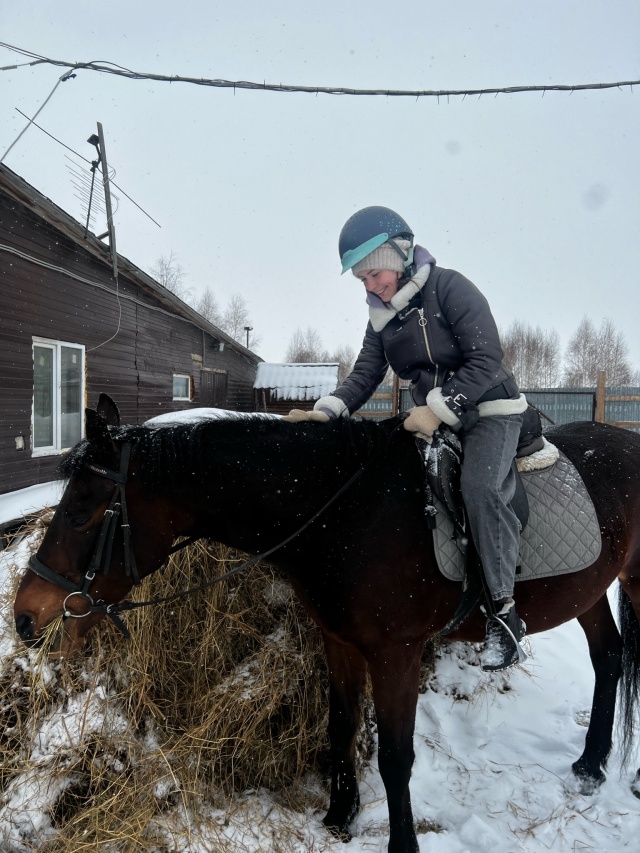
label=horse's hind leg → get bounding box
[572,592,622,793]
[321,633,368,839]
[368,642,422,853]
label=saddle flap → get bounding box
[426,431,465,534]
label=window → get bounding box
[173,374,192,401]
[32,338,85,455]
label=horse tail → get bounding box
[618,584,640,763]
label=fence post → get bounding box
[596,370,606,423]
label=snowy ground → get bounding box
[1,538,639,851]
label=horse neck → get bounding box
[144,419,373,553]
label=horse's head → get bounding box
[13,394,190,657]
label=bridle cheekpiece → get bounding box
[27,441,139,638]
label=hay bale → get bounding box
[0,531,383,851]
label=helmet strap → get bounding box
[388,239,414,270]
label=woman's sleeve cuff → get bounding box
[426,388,462,428]
[314,395,349,418]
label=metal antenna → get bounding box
[65,155,105,235]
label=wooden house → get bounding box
[254,363,339,415]
[0,163,261,501]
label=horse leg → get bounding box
[571,592,622,793]
[617,561,640,796]
[321,633,368,838]
[368,642,422,853]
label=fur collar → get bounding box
[368,264,432,332]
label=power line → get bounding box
[1,41,638,100]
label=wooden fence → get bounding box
[364,372,640,432]
[595,371,640,429]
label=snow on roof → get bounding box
[254,363,339,401]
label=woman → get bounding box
[287,206,528,671]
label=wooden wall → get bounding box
[0,190,257,494]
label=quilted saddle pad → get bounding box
[433,451,602,583]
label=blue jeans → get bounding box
[459,414,523,601]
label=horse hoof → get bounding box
[570,761,605,795]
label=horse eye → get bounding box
[69,515,91,529]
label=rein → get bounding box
[28,422,401,638]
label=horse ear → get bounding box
[85,408,113,451]
[96,394,120,427]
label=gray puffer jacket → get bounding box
[316,248,526,431]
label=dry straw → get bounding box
[0,522,385,851]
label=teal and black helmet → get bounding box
[338,206,414,274]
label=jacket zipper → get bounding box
[417,308,439,390]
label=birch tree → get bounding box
[195,286,223,326]
[150,251,192,302]
[501,321,561,388]
[564,316,631,386]
[285,327,330,363]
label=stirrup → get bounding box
[487,611,528,666]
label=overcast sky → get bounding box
[2,1,639,371]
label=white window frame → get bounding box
[32,337,86,457]
[172,374,192,401]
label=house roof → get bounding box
[0,164,260,364]
[254,363,339,400]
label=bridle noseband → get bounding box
[28,442,140,638]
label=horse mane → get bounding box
[59,415,400,492]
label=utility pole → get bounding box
[87,123,118,280]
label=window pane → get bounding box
[61,346,82,447]
[173,375,190,399]
[34,346,54,448]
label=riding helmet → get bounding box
[338,206,414,274]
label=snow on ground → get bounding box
[1,535,639,851]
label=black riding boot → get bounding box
[480,598,527,672]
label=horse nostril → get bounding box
[15,613,35,642]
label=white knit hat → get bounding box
[351,239,412,276]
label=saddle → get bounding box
[422,406,544,635]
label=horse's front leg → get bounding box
[322,632,368,839]
[572,593,622,792]
[368,641,422,853]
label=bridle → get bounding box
[26,423,401,640]
[27,442,146,638]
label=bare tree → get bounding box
[195,286,223,326]
[501,321,561,388]
[220,293,259,348]
[330,344,356,383]
[564,316,631,386]
[597,318,632,385]
[285,327,330,363]
[150,251,192,302]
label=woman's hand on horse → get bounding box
[283,409,331,423]
[403,405,442,440]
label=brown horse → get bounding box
[13,394,640,853]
